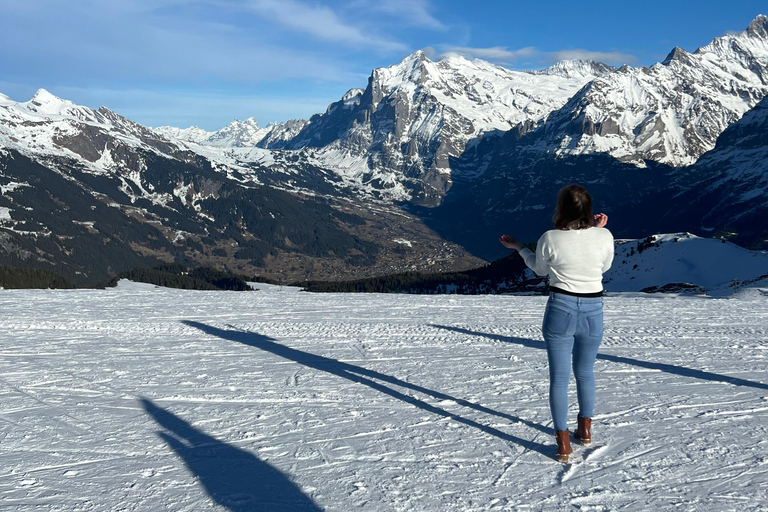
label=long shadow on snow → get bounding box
[182,320,553,458]
[433,325,768,391]
[141,398,322,512]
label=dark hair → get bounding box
[552,184,593,230]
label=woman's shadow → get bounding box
[181,320,553,458]
[141,398,322,512]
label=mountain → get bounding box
[2,16,768,284]
[263,52,614,205]
[400,16,768,257]
[204,15,766,211]
[0,90,482,286]
[152,16,767,258]
[154,117,309,148]
[529,15,768,167]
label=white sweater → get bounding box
[518,227,615,294]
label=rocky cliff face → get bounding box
[267,51,611,205]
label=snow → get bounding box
[154,118,290,150]
[23,89,78,116]
[606,233,768,294]
[1,283,767,510]
[152,125,214,145]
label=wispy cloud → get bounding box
[439,46,538,63]
[245,0,408,52]
[356,0,445,30]
[437,45,636,67]
[0,0,366,84]
[550,49,638,65]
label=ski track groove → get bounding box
[0,285,767,510]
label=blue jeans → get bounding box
[542,292,604,432]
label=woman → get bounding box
[499,184,614,463]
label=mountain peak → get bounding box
[662,47,691,66]
[25,88,76,115]
[31,88,67,105]
[371,49,438,89]
[746,14,768,39]
[229,117,260,128]
[402,50,430,63]
[536,60,615,78]
[342,88,364,102]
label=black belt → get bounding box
[549,286,604,298]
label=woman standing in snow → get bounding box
[499,184,614,463]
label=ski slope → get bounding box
[1,281,767,511]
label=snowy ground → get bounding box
[1,282,767,511]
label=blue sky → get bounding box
[1,1,765,130]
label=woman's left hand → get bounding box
[499,235,523,251]
[594,213,608,228]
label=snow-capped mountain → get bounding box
[151,125,213,145]
[0,87,215,179]
[2,16,768,285]
[0,89,479,285]
[533,15,768,167]
[170,16,767,208]
[398,16,768,258]
[154,118,309,148]
[270,52,613,204]
[145,16,768,212]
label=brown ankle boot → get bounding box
[555,430,572,462]
[575,416,592,445]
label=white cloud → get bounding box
[438,46,539,63]
[246,0,408,52]
[550,49,638,66]
[436,44,637,68]
[0,0,366,84]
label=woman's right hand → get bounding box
[499,235,523,251]
[594,213,608,228]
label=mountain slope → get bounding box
[656,95,768,248]
[0,91,482,285]
[605,233,768,294]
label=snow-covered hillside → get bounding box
[0,89,181,167]
[1,285,766,510]
[605,233,768,295]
